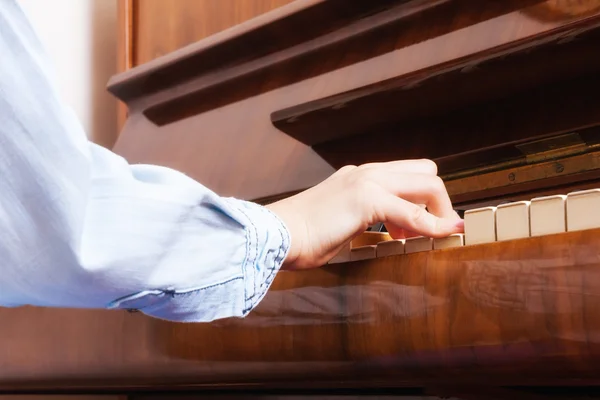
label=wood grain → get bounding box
[133,0,296,66]
[3,228,600,391]
[6,0,600,395]
[272,22,600,147]
[111,0,600,201]
[116,0,133,133]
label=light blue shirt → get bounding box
[0,0,290,322]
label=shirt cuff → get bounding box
[107,197,291,322]
[222,198,291,316]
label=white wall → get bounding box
[18,0,119,147]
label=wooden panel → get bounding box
[3,228,600,391]
[115,0,294,137]
[110,0,600,201]
[9,0,599,394]
[272,25,600,158]
[0,397,122,400]
[116,0,133,132]
[133,0,295,65]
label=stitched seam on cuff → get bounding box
[236,205,258,304]
[242,205,289,309]
[107,275,244,310]
[240,206,254,313]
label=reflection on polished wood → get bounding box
[110,0,600,201]
[4,0,600,396]
[3,228,600,391]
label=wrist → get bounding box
[265,201,300,270]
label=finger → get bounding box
[385,224,407,239]
[361,159,438,176]
[378,194,464,238]
[386,224,430,239]
[385,204,425,238]
[371,172,455,219]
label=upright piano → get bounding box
[3,0,600,398]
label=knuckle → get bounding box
[409,204,426,227]
[339,164,357,172]
[345,170,380,207]
[331,165,357,178]
[335,165,357,176]
[351,164,378,183]
[354,173,378,193]
[429,175,446,193]
[420,159,438,175]
[408,204,437,235]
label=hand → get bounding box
[266,159,464,270]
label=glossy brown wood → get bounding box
[270,11,600,190]
[116,0,133,133]
[272,15,600,148]
[111,0,599,201]
[7,0,600,395]
[3,228,600,392]
[133,0,296,66]
[115,0,293,133]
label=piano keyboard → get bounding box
[328,188,600,263]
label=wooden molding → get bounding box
[105,0,474,124]
[266,7,600,205]
[115,0,134,136]
[271,16,600,149]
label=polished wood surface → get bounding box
[5,0,600,395]
[116,0,133,132]
[3,228,600,392]
[271,26,600,172]
[111,0,600,201]
[115,0,293,132]
[134,0,295,66]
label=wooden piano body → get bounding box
[3,0,600,397]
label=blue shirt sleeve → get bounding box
[0,0,290,322]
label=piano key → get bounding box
[376,239,405,257]
[496,201,531,241]
[405,236,433,254]
[464,206,497,245]
[530,194,566,236]
[329,231,391,264]
[567,188,600,231]
[351,231,392,247]
[367,222,387,232]
[328,243,351,264]
[433,233,464,250]
[350,245,377,261]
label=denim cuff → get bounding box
[106,197,290,322]
[222,198,291,316]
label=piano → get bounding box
[3,0,600,398]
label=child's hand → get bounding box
[266,159,464,270]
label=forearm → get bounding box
[0,0,289,322]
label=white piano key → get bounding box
[328,243,351,264]
[350,245,377,261]
[351,231,391,247]
[433,233,464,250]
[567,189,600,231]
[376,239,405,257]
[405,236,433,254]
[464,206,496,245]
[530,194,566,236]
[496,201,531,241]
